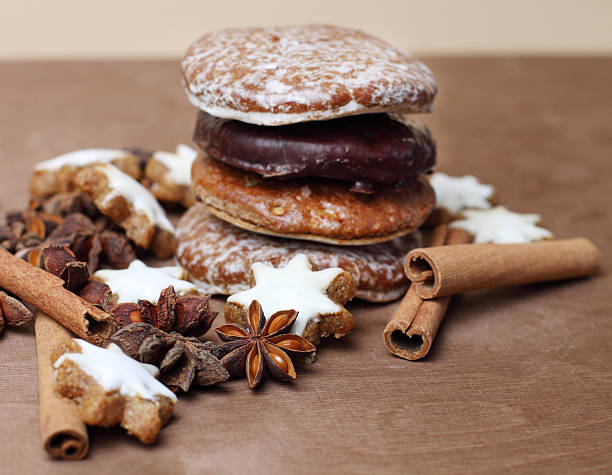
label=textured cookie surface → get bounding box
[192,155,435,244]
[182,25,437,125]
[176,204,422,302]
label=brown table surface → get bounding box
[0,58,611,474]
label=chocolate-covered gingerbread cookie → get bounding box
[194,111,435,192]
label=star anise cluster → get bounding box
[109,286,218,338]
[216,300,316,389]
[111,322,229,392]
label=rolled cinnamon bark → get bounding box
[35,311,89,460]
[383,226,471,360]
[0,248,113,345]
[405,238,600,299]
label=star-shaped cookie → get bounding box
[94,259,198,304]
[449,206,553,244]
[226,254,356,343]
[429,172,494,215]
[54,339,176,444]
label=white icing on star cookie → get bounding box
[429,173,494,215]
[94,259,197,304]
[34,148,129,171]
[152,144,198,185]
[227,254,343,336]
[95,163,174,232]
[54,339,177,402]
[449,206,553,244]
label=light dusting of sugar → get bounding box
[449,206,553,244]
[54,339,176,402]
[430,173,494,215]
[181,25,437,125]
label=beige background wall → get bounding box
[2,0,612,59]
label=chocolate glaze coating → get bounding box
[193,111,436,192]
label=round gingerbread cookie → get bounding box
[191,155,435,245]
[181,25,437,126]
[176,204,422,302]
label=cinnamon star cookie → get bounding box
[191,155,434,245]
[53,339,176,444]
[176,204,422,302]
[225,254,356,344]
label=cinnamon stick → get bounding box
[0,248,113,345]
[383,226,471,360]
[35,311,89,460]
[405,238,600,300]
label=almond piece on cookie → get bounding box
[73,164,176,258]
[53,338,176,444]
[30,149,144,199]
[225,254,356,345]
[145,144,197,207]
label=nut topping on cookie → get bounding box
[449,206,553,244]
[94,259,198,304]
[429,173,494,215]
[226,254,355,337]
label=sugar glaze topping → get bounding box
[450,206,553,244]
[34,148,129,171]
[95,163,174,232]
[152,144,198,185]
[228,254,343,335]
[430,173,494,215]
[54,339,177,402]
[94,259,196,304]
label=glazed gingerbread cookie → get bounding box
[53,339,176,444]
[177,204,421,302]
[225,254,356,345]
[182,25,437,125]
[73,164,176,258]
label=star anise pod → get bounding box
[109,286,217,337]
[111,322,229,393]
[216,300,316,389]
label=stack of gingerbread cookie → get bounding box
[176,25,438,304]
